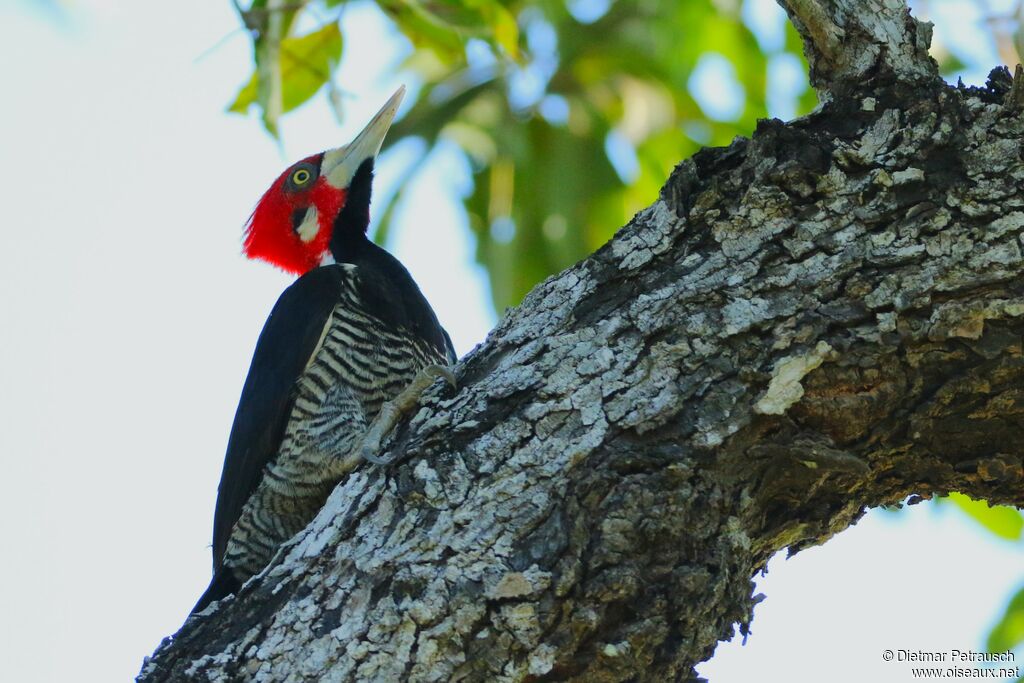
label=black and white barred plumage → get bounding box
[220,265,451,581]
[194,228,454,614]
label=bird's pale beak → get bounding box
[322,85,405,189]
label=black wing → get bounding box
[210,267,345,571]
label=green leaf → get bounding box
[229,75,259,115]
[478,0,519,58]
[228,0,303,137]
[377,0,466,59]
[947,492,1024,541]
[376,0,519,62]
[936,50,967,78]
[229,21,343,135]
[987,585,1024,653]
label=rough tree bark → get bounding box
[140,1,1024,680]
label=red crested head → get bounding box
[243,155,346,275]
[242,86,406,276]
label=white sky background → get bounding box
[0,1,1021,682]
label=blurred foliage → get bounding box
[227,0,816,311]
[936,493,1024,658]
[944,492,1024,541]
[229,21,342,128]
[989,585,1024,656]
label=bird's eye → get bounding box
[285,162,319,191]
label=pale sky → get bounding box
[0,1,1021,682]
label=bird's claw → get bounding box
[357,364,457,466]
[402,364,457,397]
[424,364,457,390]
[361,446,393,465]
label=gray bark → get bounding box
[139,1,1024,680]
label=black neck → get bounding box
[330,158,375,264]
[322,161,455,363]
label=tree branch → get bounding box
[140,1,1024,680]
[779,0,937,97]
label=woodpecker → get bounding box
[193,87,455,613]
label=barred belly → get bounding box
[223,280,445,579]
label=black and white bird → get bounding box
[193,87,455,613]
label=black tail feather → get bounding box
[191,568,240,615]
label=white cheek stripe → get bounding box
[296,205,320,243]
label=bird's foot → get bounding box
[359,364,457,465]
